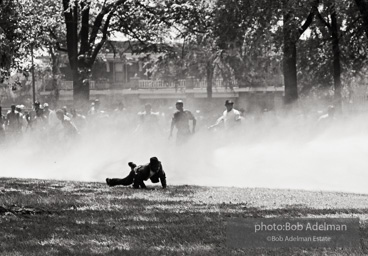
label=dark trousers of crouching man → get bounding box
[106,157,167,189]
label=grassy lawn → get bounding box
[1,177,368,255]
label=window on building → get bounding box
[115,63,124,82]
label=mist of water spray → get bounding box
[1,105,368,194]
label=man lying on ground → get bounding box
[106,157,167,189]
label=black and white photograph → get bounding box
[1,0,368,255]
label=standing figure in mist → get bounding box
[88,100,99,116]
[169,100,196,144]
[70,108,86,130]
[318,105,336,122]
[6,104,21,136]
[87,99,109,126]
[315,105,336,134]
[43,103,51,121]
[15,105,28,133]
[208,100,241,131]
[28,101,46,130]
[135,103,161,134]
[106,157,167,189]
[55,109,79,138]
[43,103,59,128]
[316,105,336,132]
[88,99,107,117]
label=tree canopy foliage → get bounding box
[0,0,21,79]
[1,0,368,105]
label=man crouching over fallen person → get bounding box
[106,157,167,189]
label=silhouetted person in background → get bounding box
[62,106,73,118]
[136,103,161,134]
[318,105,336,123]
[316,105,336,132]
[15,105,27,133]
[28,101,46,130]
[6,104,21,135]
[87,99,109,125]
[106,157,167,189]
[34,101,45,118]
[44,103,58,127]
[169,100,196,144]
[114,102,126,112]
[88,99,102,116]
[55,109,79,137]
[43,103,51,120]
[70,108,86,129]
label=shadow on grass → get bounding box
[1,178,368,255]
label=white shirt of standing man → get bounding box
[221,107,241,129]
[210,100,241,130]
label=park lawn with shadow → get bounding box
[0,177,368,255]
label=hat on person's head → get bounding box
[176,100,184,105]
[149,157,160,170]
[43,103,49,108]
[225,100,234,106]
[34,101,40,106]
[150,157,159,164]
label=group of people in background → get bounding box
[0,97,337,145]
[0,98,339,190]
[0,101,80,143]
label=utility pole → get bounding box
[31,43,36,104]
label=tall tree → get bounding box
[62,0,124,105]
[316,1,342,109]
[282,0,319,104]
[296,0,367,106]
[62,0,198,105]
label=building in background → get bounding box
[32,41,284,111]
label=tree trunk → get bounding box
[63,0,115,106]
[73,68,90,105]
[282,0,317,105]
[63,0,83,105]
[331,10,342,111]
[283,12,298,105]
[206,61,213,99]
